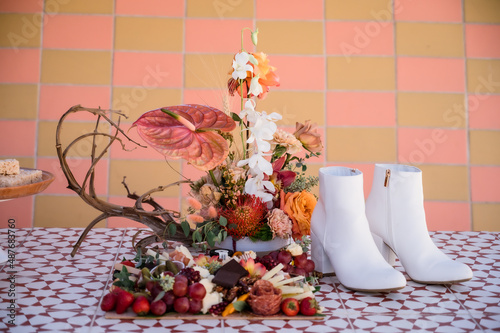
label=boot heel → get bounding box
[372,233,396,266]
[310,230,334,274]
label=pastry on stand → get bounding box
[0,160,54,263]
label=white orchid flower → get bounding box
[249,75,263,97]
[232,52,253,80]
[244,173,275,203]
[239,100,258,122]
[237,152,273,176]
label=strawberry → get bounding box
[299,297,319,316]
[121,260,135,268]
[100,293,117,312]
[132,295,150,316]
[115,289,135,314]
[281,298,299,316]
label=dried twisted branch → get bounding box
[55,105,194,257]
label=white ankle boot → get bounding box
[311,166,406,292]
[366,164,473,284]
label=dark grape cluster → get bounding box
[208,301,229,315]
[179,267,201,284]
[255,255,279,270]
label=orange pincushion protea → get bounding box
[219,194,267,239]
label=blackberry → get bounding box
[256,255,278,270]
[179,267,201,284]
[209,301,229,316]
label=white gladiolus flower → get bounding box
[232,52,253,80]
[249,75,263,97]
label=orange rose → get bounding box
[283,190,317,240]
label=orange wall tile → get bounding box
[1,0,498,231]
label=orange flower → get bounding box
[283,190,317,240]
[228,52,280,99]
[294,120,323,153]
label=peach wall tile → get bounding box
[0,121,36,156]
[424,201,470,231]
[419,165,469,201]
[187,0,254,18]
[471,166,500,202]
[0,49,39,83]
[472,203,500,231]
[185,19,254,53]
[113,52,183,88]
[45,0,114,14]
[0,84,38,119]
[327,92,395,126]
[394,0,462,22]
[0,0,43,13]
[466,25,500,58]
[325,0,392,20]
[184,54,234,89]
[0,13,42,48]
[326,21,394,56]
[0,196,33,228]
[469,130,500,165]
[469,95,500,130]
[37,157,109,195]
[43,15,113,50]
[467,59,500,94]
[116,0,184,16]
[398,128,467,164]
[41,50,111,85]
[397,57,465,92]
[464,0,500,23]
[257,21,324,55]
[39,85,111,120]
[256,0,323,20]
[271,56,324,91]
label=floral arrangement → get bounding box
[132,28,322,251]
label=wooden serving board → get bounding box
[105,311,325,320]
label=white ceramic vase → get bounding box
[216,236,291,255]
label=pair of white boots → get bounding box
[311,164,473,292]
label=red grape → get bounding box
[188,282,206,301]
[150,299,167,316]
[174,297,190,313]
[162,290,175,310]
[188,299,202,314]
[173,275,188,297]
[278,250,292,265]
[304,259,315,273]
[293,253,307,268]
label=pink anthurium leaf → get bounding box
[132,104,236,171]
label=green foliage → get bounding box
[286,172,319,193]
[113,266,135,292]
[250,223,273,242]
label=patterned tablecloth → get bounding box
[0,228,499,332]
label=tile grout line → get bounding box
[88,227,128,331]
[446,283,486,333]
[330,277,358,333]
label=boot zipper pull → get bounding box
[384,169,391,187]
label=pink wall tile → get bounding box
[270,56,324,91]
[37,157,109,195]
[0,121,36,156]
[110,129,167,160]
[466,25,500,58]
[113,52,183,88]
[326,21,393,56]
[107,196,180,227]
[398,128,467,164]
[43,15,113,50]
[0,0,43,13]
[39,85,111,120]
[424,201,470,231]
[469,95,500,130]
[186,19,254,53]
[471,166,500,202]
[0,196,33,228]
[116,0,184,16]
[256,0,323,20]
[327,92,395,126]
[181,162,207,196]
[395,0,462,22]
[397,57,465,92]
[0,49,40,83]
[183,89,241,114]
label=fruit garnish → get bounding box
[299,297,319,316]
[115,288,135,314]
[132,295,150,316]
[281,298,299,316]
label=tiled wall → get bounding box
[0,0,499,231]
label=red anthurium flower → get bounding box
[270,156,296,189]
[132,104,236,171]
